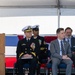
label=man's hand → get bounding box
[62,55,70,60]
[72,52,75,54]
[66,57,71,60]
[30,43,35,49]
[62,55,67,59]
[24,54,32,57]
[48,57,50,60]
[47,57,51,63]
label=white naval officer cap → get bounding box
[22,25,32,32]
[32,25,39,31]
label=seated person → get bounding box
[32,25,50,75]
[32,25,49,63]
[16,26,38,75]
[50,28,73,75]
[65,27,75,67]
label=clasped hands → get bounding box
[24,54,32,57]
[62,55,70,60]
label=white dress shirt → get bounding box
[58,39,63,56]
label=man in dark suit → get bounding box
[50,28,73,75]
[16,26,37,75]
[32,25,49,75]
[65,27,75,67]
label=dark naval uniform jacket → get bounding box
[32,36,48,61]
[16,37,39,59]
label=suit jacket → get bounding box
[70,36,75,52]
[64,36,75,52]
[16,37,40,59]
[50,39,72,60]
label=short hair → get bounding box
[65,27,73,32]
[56,28,64,34]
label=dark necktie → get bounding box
[67,38,69,43]
[67,38,71,47]
[61,41,65,55]
[27,39,30,42]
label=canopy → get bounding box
[0,0,75,8]
[0,0,75,17]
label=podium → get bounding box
[0,34,5,75]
